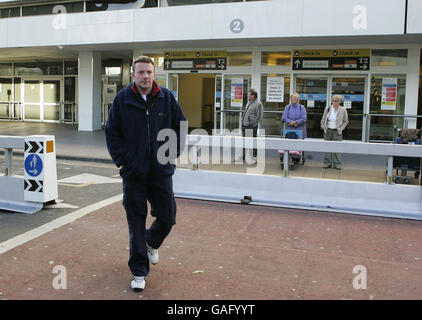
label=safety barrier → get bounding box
[0,135,58,214]
[173,135,422,220]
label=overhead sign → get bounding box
[164,51,227,71]
[292,49,370,71]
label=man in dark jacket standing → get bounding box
[238,89,263,164]
[105,56,186,292]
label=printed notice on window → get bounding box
[231,78,243,108]
[266,77,284,103]
[381,78,397,111]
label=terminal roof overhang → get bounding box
[0,33,420,63]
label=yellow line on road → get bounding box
[58,182,96,188]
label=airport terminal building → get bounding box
[0,0,421,143]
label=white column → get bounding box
[405,46,421,129]
[78,51,102,131]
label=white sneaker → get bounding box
[147,244,159,265]
[131,276,146,292]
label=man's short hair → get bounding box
[249,89,258,99]
[132,56,155,72]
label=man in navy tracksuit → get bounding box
[105,56,186,291]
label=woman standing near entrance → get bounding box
[282,93,307,138]
[320,95,349,169]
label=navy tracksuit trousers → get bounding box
[122,175,176,277]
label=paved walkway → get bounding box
[1,121,422,301]
[1,197,422,300]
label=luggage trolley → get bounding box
[278,127,305,171]
[391,128,421,184]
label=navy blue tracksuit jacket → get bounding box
[105,81,186,277]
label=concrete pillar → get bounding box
[405,47,421,129]
[122,60,131,87]
[78,51,102,131]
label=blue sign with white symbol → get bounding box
[25,154,43,177]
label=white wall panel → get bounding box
[133,6,213,42]
[211,1,302,39]
[0,20,7,47]
[66,10,134,44]
[302,0,405,36]
[407,0,422,34]
[7,15,66,47]
[0,0,412,49]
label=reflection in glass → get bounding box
[295,77,327,138]
[369,74,406,141]
[261,52,291,66]
[44,80,60,121]
[260,74,290,136]
[371,49,408,67]
[331,77,365,140]
[223,75,251,132]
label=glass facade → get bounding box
[372,49,408,67]
[0,6,19,18]
[163,0,242,6]
[0,61,78,122]
[369,74,406,141]
[227,52,252,66]
[22,2,83,16]
[260,74,290,136]
[15,61,63,76]
[261,52,291,66]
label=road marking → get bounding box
[58,182,96,188]
[58,173,121,185]
[44,202,79,209]
[0,194,123,255]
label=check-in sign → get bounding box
[164,51,227,71]
[292,49,370,71]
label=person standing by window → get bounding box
[320,95,349,169]
[282,93,307,139]
[238,89,264,164]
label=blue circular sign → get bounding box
[25,154,43,177]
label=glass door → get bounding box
[43,80,61,121]
[168,74,178,100]
[214,75,222,133]
[0,78,13,119]
[295,76,328,138]
[331,77,365,140]
[23,80,41,121]
[222,74,251,133]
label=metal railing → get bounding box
[0,101,23,121]
[60,101,78,125]
[0,101,78,124]
[0,135,24,176]
[184,134,422,184]
[102,103,112,126]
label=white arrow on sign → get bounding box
[294,59,301,68]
